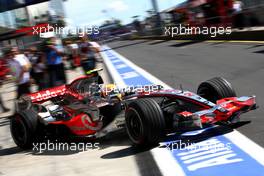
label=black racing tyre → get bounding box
[197,77,236,103]
[10,110,39,149]
[125,98,166,146]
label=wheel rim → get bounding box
[126,108,144,143]
[11,115,27,145]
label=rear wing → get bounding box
[29,85,66,103]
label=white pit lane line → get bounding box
[101,45,171,89]
[100,46,127,88]
[100,44,264,175]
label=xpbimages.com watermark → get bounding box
[32,140,100,153]
[75,83,164,96]
[164,24,232,38]
[165,139,232,153]
[99,84,164,96]
[32,24,100,37]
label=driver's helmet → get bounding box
[101,84,121,100]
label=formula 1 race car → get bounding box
[10,73,257,149]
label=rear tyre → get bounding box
[10,110,39,149]
[197,77,236,103]
[125,98,166,146]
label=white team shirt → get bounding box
[11,54,30,85]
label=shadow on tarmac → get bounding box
[0,121,250,157]
[101,121,250,159]
[0,129,130,156]
[210,41,228,45]
[148,40,169,45]
[247,44,264,49]
[169,40,206,47]
[162,121,250,147]
[254,49,264,54]
[0,146,24,156]
[101,146,151,159]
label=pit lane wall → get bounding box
[100,45,264,176]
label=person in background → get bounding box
[25,47,38,83]
[71,42,80,68]
[34,52,47,91]
[66,41,80,69]
[64,41,74,69]
[0,53,10,112]
[79,35,97,74]
[27,47,46,90]
[45,37,66,87]
[233,0,244,29]
[5,47,31,99]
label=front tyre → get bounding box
[197,77,236,103]
[125,98,166,146]
[10,110,39,149]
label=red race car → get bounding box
[10,75,257,149]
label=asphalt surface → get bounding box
[107,40,264,147]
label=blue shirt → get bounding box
[47,50,62,65]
